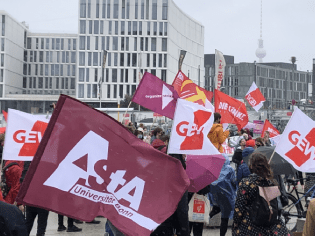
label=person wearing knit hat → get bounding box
[246,139,255,148]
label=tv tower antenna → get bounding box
[255,0,266,63]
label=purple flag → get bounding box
[132,72,179,119]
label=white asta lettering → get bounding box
[44,131,145,211]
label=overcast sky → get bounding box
[1,0,314,71]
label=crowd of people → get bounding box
[1,112,315,236]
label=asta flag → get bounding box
[214,49,226,90]
[17,95,189,236]
[245,82,265,112]
[168,99,220,155]
[132,72,179,119]
[172,71,214,110]
[261,119,280,138]
[3,109,49,161]
[275,108,315,172]
[214,89,248,130]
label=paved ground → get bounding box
[30,212,233,236]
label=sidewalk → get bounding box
[30,212,232,236]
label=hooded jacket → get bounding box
[208,123,229,153]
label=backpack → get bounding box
[1,162,19,198]
[249,185,280,227]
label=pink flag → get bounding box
[132,72,179,119]
[245,82,266,112]
[17,95,190,236]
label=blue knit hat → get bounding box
[242,147,255,158]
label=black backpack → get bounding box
[232,149,243,165]
[249,185,279,227]
[1,162,19,198]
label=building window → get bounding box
[87,84,91,98]
[52,38,55,50]
[101,36,105,50]
[134,38,137,51]
[68,39,71,50]
[159,22,163,36]
[132,53,137,67]
[79,52,85,66]
[93,52,98,66]
[125,69,129,83]
[120,53,124,66]
[133,69,137,83]
[95,36,99,50]
[114,53,118,66]
[89,20,93,34]
[153,22,157,35]
[151,69,156,76]
[158,54,162,67]
[140,37,144,51]
[112,69,117,82]
[106,68,109,82]
[78,84,84,98]
[114,0,119,19]
[87,36,90,50]
[73,39,77,50]
[96,0,100,18]
[108,21,112,34]
[107,0,111,18]
[153,54,156,67]
[164,54,167,67]
[92,84,98,98]
[162,0,168,20]
[147,54,150,67]
[119,84,124,98]
[139,22,142,35]
[146,0,149,19]
[86,68,90,82]
[87,0,91,17]
[162,38,167,51]
[102,0,106,18]
[100,20,104,34]
[107,84,111,98]
[141,0,144,19]
[151,38,156,51]
[94,20,99,34]
[126,37,129,51]
[115,21,118,35]
[71,52,76,63]
[71,78,75,89]
[145,37,148,51]
[79,36,86,50]
[135,0,138,19]
[80,20,86,34]
[164,22,167,36]
[27,38,32,49]
[112,37,118,50]
[46,38,50,49]
[45,77,49,89]
[128,21,131,35]
[127,53,130,66]
[38,77,43,88]
[33,77,36,88]
[41,38,44,49]
[23,77,27,88]
[55,65,60,76]
[147,22,150,35]
[80,0,87,18]
[56,38,60,50]
[122,0,126,19]
[120,21,125,35]
[152,0,157,20]
[126,0,130,19]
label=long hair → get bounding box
[249,152,273,180]
[152,127,163,136]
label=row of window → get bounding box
[79,36,167,52]
[80,0,168,21]
[26,37,77,51]
[24,51,77,64]
[22,77,75,90]
[79,51,167,68]
[259,77,308,92]
[22,90,75,95]
[80,20,167,36]
[23,64,76,77]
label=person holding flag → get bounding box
[208,112,230,153]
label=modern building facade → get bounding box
[77,0,204,106]
[205,54,313,110]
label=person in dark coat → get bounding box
[0,200,28,236]
[236,147,254,184]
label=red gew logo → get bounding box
[193,199,205,213]
[285,128,315,167]
[13,120,48,156]
[176,110,211,150]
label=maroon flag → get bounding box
[17,95,189,236]
[132,72,179,119]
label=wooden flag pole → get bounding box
[121,101,132,125]
[268,149,276,164]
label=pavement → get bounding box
[30,212,232,236]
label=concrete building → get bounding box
[77,0,204,107]
[205,54,313,110]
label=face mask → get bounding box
[137,135,143,139]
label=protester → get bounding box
[236,147,254,184]
[244,128,253,140]
[245,139,255,148]
[303,198,315,236]
[242,133,248,141]
[151,135,169,154]
[150,127,164,144]
[2,160,23,204]
[228,129,244,149]
[134,127,144,140]
[263,130,275,146]
[20,161,50,236]
[0,200,28,236]
[231,138,246,175]
[57,214,82,232]
[208,112,229,153]
[208,154,236,236]
[232,152,290,236]
[255,137,265,148]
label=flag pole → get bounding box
[268,149,276,164]
[121,101,132,125]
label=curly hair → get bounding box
[249,152,273,180]
[152,127,163,136]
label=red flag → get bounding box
[17,95,189,236]
[172,71,213,109]
[261,119,280,138]
[214,89,248,130]
[245,82,265,112]
[132,72,179,119]
[2,110,7,121]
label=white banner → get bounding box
[275,108,315,172]
[3,109,49,161]
[215,49,226,90]
[168,99,219,155]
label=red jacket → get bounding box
[3,161,23,204]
